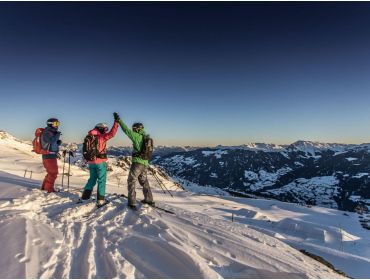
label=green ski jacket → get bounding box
[118,119,149,166]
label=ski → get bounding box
[150,205,175,214]
[96,200,111,209]
[116,193,175,215]
[76,197,96,204]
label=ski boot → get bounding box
[128,204,137,211]
[81,189,92,200]
[96,199,110,209]
[141,199,155,207]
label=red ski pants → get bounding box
[42,158,58,192]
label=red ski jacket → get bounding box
[87,121,119,164]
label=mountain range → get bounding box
[151,141,370,212]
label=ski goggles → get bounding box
[50,121,59,127]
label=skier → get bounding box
[40,118,62,193]
[80,118,118,207]
[113,112,154,209]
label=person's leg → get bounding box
[43,158,58,192]
[138,165,153,203]
[127,163,141,206]
[42,159,49,190]
[82,164,97,199]
[41,159,47,190]
[96,162,107,201]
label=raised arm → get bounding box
[114,112,141,143]
[102,121,119,141]
[117,119,136,142]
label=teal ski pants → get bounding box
[84,162,107,199]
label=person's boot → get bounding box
[96,199,108,208]
[128,204,137,210]
[141,199,155,207]
[81,189,92,200]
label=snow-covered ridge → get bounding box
[5,129,369,156]
[288,140,370,155]
[0,130,28,143]
[215,143,285,152]
[0,130,356,278]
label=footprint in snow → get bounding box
[32,238,43,246]
[0,201,11,208]
[15,253,30,263]
[226,251,237,259]
[15,253,24,259]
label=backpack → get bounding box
[133,135,154,161]
[32,128,49,154]
[82,134,107,161]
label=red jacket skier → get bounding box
[81,120,118,206]
[41,118,62,192]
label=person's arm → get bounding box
[117,119,136,142]
[102,121,119,141]
[114,112,142,147]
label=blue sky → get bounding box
[1,2,370,146]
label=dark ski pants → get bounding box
[127,162,153,206]
[83,162,107,200]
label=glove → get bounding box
[113,112,120,122]
[57,140,62,145]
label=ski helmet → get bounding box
[132,122,144,132]
[47,118,59,128]
[95,123,109,134]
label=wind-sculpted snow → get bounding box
[0,130,369,278]
[0,171,347,279]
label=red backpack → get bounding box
[32,128,49,154]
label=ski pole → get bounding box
[153,172,174,198]
[150,171,166,195]
[61,150,67,188]
[159,178,174,198]
[67,151,71,192]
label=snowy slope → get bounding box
[0,171,346,279]
[0,131,366,278]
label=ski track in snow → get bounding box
[0,171,348,279]
[0,132,364,278]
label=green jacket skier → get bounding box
[114,112,154,209]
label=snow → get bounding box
[215,143,285,152]
[1,131,369,278]
[244,170,259,181]
[349,195,362,202]
[168,155,197,165]
[334,151,348,156]
[244,167,292,191]
[202,150,228,159]
[345,157,358,162]
[352,173,369,178]
[267,176,340,208]
[290,141,348,156]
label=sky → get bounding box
[1,2,370,146]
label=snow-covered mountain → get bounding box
[153,144,370,212]
[1,130,370,278]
